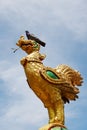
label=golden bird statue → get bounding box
[16,32,83,130]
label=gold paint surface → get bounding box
[17,36,83,127]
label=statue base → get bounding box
[39,123,67,130]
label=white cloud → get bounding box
[0,0,87,40]
[2,100,46,124]
[0,60,47,129]
[0,0,86,129]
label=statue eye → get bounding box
[21,43,32,47]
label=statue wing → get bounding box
[40,65,83,103]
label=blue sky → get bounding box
[0,0,87,130]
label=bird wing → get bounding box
[40,65,83,103]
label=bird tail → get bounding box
[55,64,83,87]
[55,64,83,103]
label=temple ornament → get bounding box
[16,31,83,130]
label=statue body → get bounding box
[16,35,83,129]
[21,49,64,124]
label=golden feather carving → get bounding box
[16,35,83,128]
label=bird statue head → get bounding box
[16,36,40,54]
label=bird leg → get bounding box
[54,100,65,125]
[47,107,55,123]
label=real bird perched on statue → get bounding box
[25,31,46,47]
[16,31,83,129]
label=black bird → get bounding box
[25,31,46,47]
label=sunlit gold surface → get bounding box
[17,36,83,127]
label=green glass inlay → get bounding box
[61,128,67,130]
[51,127,67,130]
[34,41,38,48]
[46,70,59,79]
[51,126,61,130]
